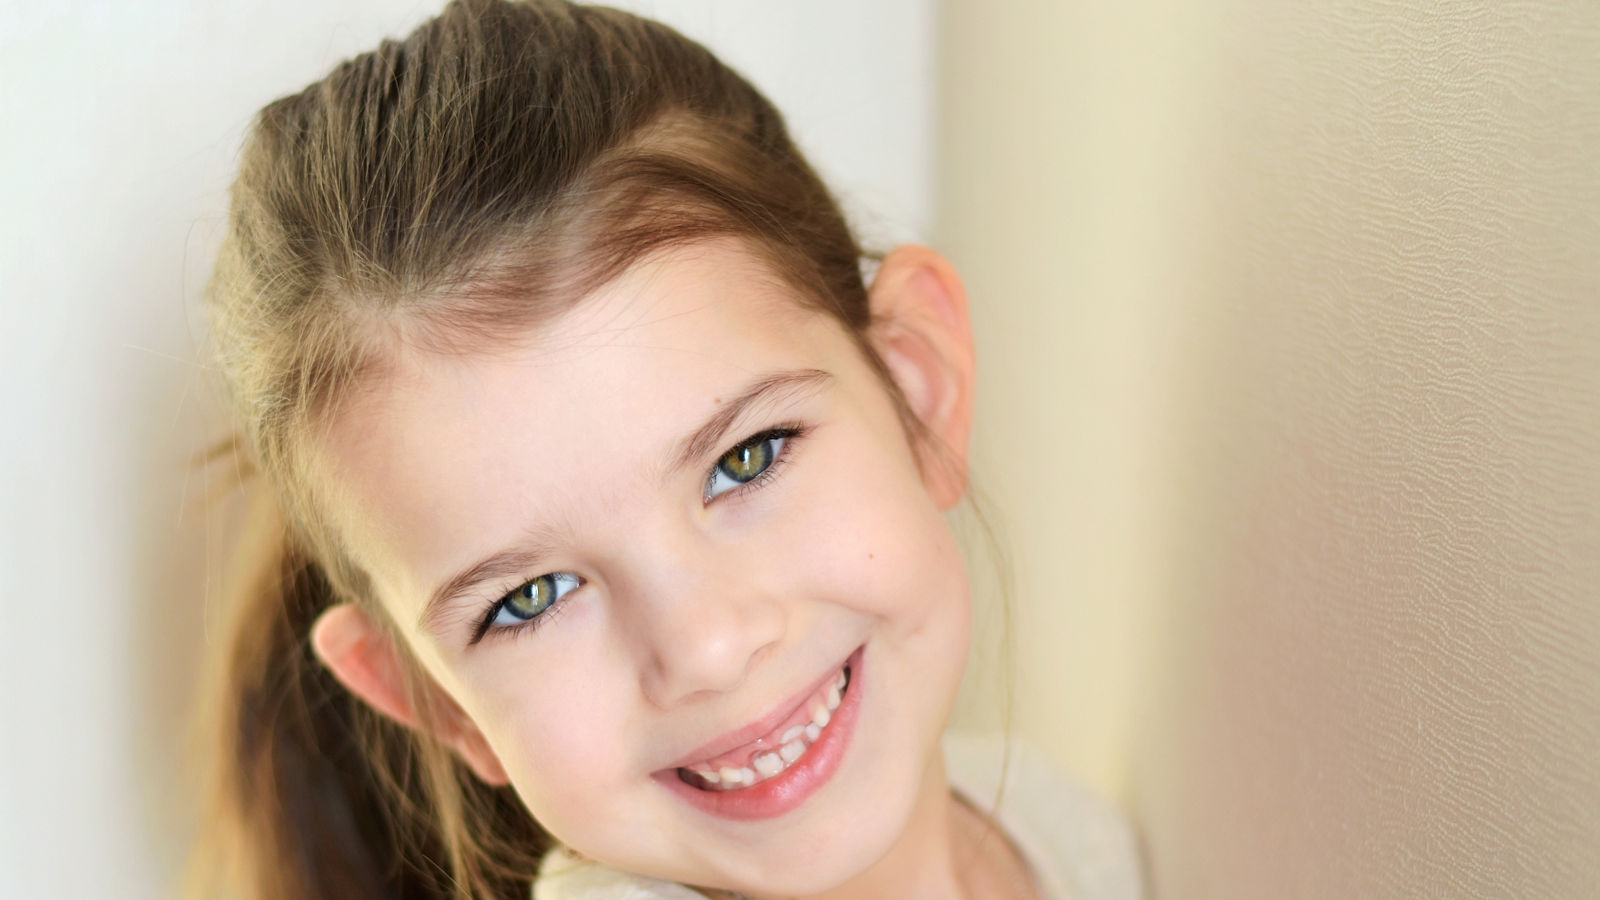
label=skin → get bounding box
[311,239,1036,899]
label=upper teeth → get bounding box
[685,665,849,791]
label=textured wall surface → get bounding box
[940,1,1599,896]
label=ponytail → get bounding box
[189,477,546,899]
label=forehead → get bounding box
[318,240,850,619]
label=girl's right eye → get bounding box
[478,571,582,639]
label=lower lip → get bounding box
[654,645,865,821]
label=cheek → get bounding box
[458,646,640,822]
[779,423,971,635]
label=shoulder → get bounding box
[532,845,708,900]
[943,731,1147,900]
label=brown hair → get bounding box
[193,1,945,898]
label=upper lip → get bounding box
[661,652,850,770]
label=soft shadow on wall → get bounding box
[938,1,1600,897]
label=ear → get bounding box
[312,603,510,785]
[866,245,977,510]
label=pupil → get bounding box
[512,578,550,617]
[725,440,769,482]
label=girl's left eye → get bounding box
[705,428,799,501]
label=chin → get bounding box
[720,737,938,898]
[731,811,915,898]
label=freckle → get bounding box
[868,553,875,559]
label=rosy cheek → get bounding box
[791,464,944,618]
[462,654,614,768]
[498,699,626,818]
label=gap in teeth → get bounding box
[682,664,850,791]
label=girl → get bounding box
[196,1,1143,897]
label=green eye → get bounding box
[492,572,580,628]
[721,440,772,481]
[706,432,790,499]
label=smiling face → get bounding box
[315,239,974,895]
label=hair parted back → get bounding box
[195,1,908,897]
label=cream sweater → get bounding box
[531,732,1145,899]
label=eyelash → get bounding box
[702,425,803,503]
[470,423,808,645]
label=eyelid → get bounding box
[702,424,806,504]
[470,573,582,645]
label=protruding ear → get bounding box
[312,603,510,785]
[866,245,976,510]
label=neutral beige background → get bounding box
[940,0,1600,896]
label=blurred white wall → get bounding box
[940,0,1600,896]
[0,2,932,896]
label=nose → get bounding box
[620,533,788,710]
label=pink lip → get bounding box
[663,649,854,770]
[653,645,865,820]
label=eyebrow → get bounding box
[417,367,833,636]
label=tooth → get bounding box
[825,684,842,711]
[737,766,757,786]
[780,740,805,764]
[697,768,721,785]
[719,766,742,786]
[805,723,821,742]
[811,703,831,729]
[781,726,805,744]
[753,753,783,778]
[835,669,848,691]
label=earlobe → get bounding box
[867,245,977,510]
[311,603,511,785]
[451,726,511,786]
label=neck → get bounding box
[710,748,1036,900]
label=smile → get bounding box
[654,645,865,820]
[680,662,849,790]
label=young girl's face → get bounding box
[319,239,973,895]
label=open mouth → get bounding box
[676,662,852,791]
[654,645,865,820]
